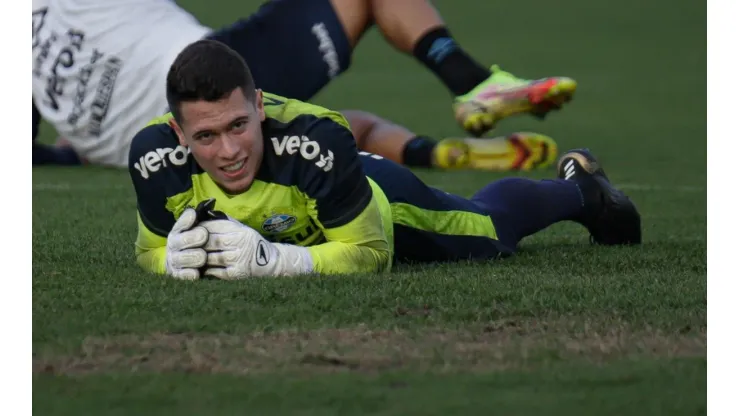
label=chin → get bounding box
[220,176,254,194]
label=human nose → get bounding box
[219,134,241,159]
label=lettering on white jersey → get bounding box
[31,1,212,166]
[88,57,123,136]
[271,135,334,172]
[32,7,48,50]
[32,6,123,137]
[134,146,190,179]
[311,23,340,79]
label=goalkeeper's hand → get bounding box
[164,208,208,280]
[200,217,313,280]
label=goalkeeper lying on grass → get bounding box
[130,40,642,280]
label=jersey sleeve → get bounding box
[304,197,392,274]
[291,117,373,226]
[128,123,191,274]
[284,117,391,274]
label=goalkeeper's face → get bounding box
[173,87,266,194]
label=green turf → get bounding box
[32,0,706,414]
[35,359,706,416]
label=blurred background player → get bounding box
[344,110,557,171]
[32,0,573,171]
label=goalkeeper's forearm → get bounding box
[302,195,392,275]
[304,238,391,275]
[135,246,167,274]
[257,237,391,277]
[134,213,169,274]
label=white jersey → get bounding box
[32,0,212,167]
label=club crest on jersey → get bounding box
[262,214,297,234]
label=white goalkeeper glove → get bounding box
[200,218,314,280]
[164,208,208,280]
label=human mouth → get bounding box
[220,158,247,178]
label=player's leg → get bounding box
[328,0,577,136]
[342,110,558,171]
[206,0,353,101]
[470,149,642,249]
[358,151,516,263]
[31,102,83,166]
[330,0,486,95]
[361,147,639,265]
[32,142,83,166]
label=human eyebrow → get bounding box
[230,116,249,127]
[192,129,214,140]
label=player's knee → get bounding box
[340,109,381,149]
[328,0,374,47]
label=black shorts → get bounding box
[206,0,352,101]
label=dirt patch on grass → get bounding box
[34,318,705,375]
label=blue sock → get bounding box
[471,178,586,248]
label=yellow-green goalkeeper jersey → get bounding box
[128,93,394,275]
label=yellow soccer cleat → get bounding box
[454,65,577,137]
[432,132,558,171]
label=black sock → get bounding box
[402,136,437,168]
[413,27,492,96]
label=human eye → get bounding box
[231,119,248,131]
[194,131,213,142]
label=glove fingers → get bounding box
[171,248,207,269]
[171,208,198,233]
[206,250,238,268]
[170,268,200,281]
[168,226,208,251]
[182,226,209,249]
[204,232,241,251]
[203,267,232,280]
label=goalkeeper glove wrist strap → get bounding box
[270,243,314,276]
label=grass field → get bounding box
[32,0,707,414]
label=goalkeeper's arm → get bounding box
[304,193,391,275]
[288,116,393,275]
[134,214,168,274]
[128,123,202,277]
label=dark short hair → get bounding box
[166,39,257,123]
